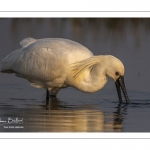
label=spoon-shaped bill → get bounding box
[115,76,130,103]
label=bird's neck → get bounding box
[70,64,108,93]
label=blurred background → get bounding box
[1,18,150,92]
[0,18,150,132]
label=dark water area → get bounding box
[0,18,150,132]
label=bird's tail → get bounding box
[1,48,23,73]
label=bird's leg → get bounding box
[46,89,49,100]
[50,88,60,97]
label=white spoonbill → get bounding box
[1,37,129,103]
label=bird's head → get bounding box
[105,56,130,103]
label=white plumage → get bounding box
[1,37,129,103]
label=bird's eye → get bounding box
[115,72,119,76]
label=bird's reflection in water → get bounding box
[22,97,128,132]
[46,96,62,110]
[113,103,128,131]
